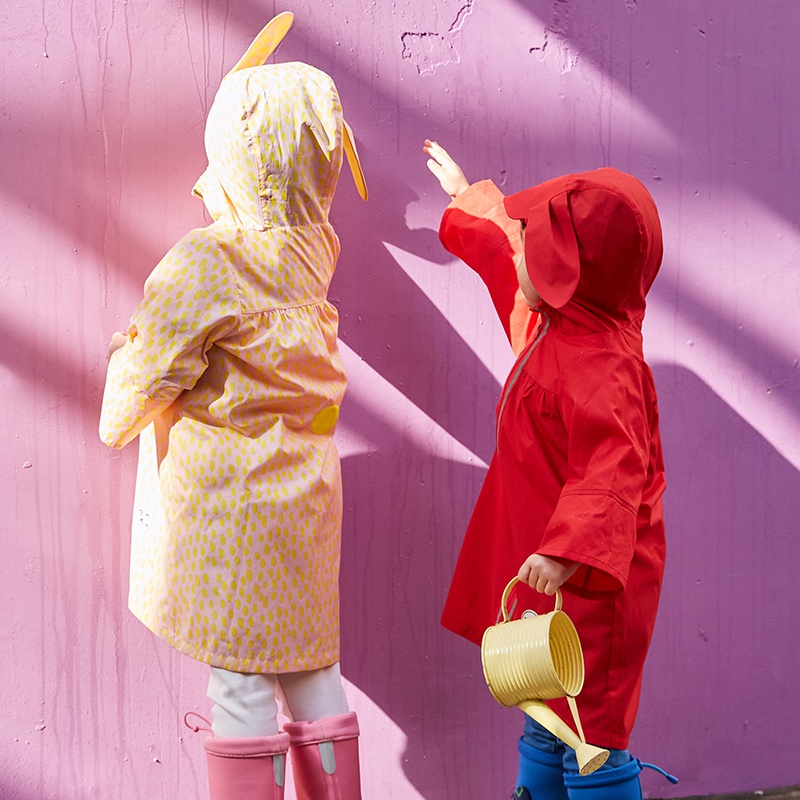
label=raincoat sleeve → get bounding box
[99,229,239,449]
[536,353,653,593]
[439,180,535,353]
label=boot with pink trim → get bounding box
[203,733,290,800]
[284,711,362,800]
[186,713,290,800]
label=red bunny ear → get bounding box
[519,190,580,309]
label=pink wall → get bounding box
[3,1,799,797]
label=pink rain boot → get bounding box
[284,712,362,800]
[203,732,290,800]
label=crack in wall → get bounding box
[529,0,578,75]
[401,31,459,76]
[449,0,474,33]
[401,1,475,76]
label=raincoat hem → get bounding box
[133,612,341,674]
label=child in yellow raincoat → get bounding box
[100,14,367,800]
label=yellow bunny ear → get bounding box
[342,119,368,201]
[227,12,294,75]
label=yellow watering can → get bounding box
[481,578,610,776]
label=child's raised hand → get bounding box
[423,139,470,198]
[518,553,580,595]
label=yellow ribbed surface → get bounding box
[481,611,584,706]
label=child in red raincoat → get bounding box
[423,140,677,799]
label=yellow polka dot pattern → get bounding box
[311,405,339,435]
[99,60,352,674]
[203,63,344,230]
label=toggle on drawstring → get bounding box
[639,760,679,784]
[184,711,213,735]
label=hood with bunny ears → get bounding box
[503,168,662,326]
[193,12,366,230]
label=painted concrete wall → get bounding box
[2,1,799,797]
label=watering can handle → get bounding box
[500,577,562,623]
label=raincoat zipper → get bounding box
[496,308,551,447]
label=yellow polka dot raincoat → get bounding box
[100,51,365,674]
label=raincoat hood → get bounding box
[191,11,366,229]
[194,62,347,229]
[503,168,663,326]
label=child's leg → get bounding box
[515,718,659,800]
[203,668,288,800]
[562,751,677,800]
[277,662,349,722]
[206,667,280,736]
[280,664,361,800]
[562,745,631,775]
[562,738,677,799]
[514,716,568,800]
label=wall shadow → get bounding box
[512,0,800,228]
[339,395,520,799]
[631,364,800,796]
[9,0,798,462]
[7,1,800,796]
[330,166,500,465]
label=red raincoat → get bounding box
[439,169,666,750]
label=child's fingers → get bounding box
[425,139,451,162]
[424,147,447,169]
[426,158,446,179]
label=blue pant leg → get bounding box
[562,745,633,774]
[563,749,678,799]
[514,717,568,800]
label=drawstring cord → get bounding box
[184,711,213,735]
[640,759,679,784]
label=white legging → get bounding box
[207,663,350,738]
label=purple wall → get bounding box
[3,1,799,797]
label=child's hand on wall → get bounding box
[423,139,470,198]
[518,554,580,595]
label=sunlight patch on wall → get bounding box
[384,241,516,386]
[343,677,428,800]
[647,294,800,472]
[337,340,489,470]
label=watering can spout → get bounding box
[517,699,610,776]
